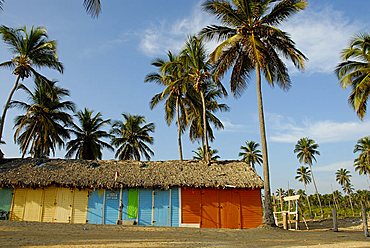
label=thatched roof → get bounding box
[0,159,263,190]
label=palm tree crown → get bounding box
[192,146,220,161]
[336,34,370,119]
[335,168,352,186]
[294,137,320,166]
[11,78,74,158]
[295,166,312,185]
[353,136,370,175]
[66,108,113,160]
[111,113,155,161]
[239,141,263,169]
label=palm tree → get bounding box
[145,51,192,161]
[295,166,313,218]
[11,78,74,158]
[342,182,355,216]
[65,108,113,160]
[239,141,263,170]
[336,34,370,119]
[294,137,323,217]
[110,113,155,161]
[187,82,229,146]
[192,146,220,161]
[0,0,101,18]
[181,35,226,164]
[0,25,63,150]
[353,136,370,176]
[335,168,352,187]
[200,0,307,225]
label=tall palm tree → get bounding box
[336,34,370,119]
[0,1,101,18]
[239,140,263,169]
[200,0,307,225]
[192,146,220,161]
[342,182,355,216]
[294,137,323,217]
[181,35,227,164]
[295,166,313,218]
[11,78,74,158]
[187,83,229,146]
[353,136,370,176]
[65,108,113,160]
[110,113,155,161]
[145,51,192,161]
[0,25,63,150]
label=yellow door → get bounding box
[55,188,73,223]
[72,189,88,224]
[11,189,27,221]
[23,189,43,222]
[42,187,57,222]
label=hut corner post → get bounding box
[332,208,338,232]
[361,203,369,238]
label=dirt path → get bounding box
[0,220,369,248]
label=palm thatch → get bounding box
[0,159,263,190]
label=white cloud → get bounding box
[284,6,363,73]
[268,114,370,143]
[220,119,246,133]
[139,2,218,56]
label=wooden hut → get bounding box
[0,159,263,228]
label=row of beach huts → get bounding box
[0,159,263,229]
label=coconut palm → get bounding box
[336,168,352,187]
[111,113,155,161]
[65,108,113,160]
[295,166,313,218]
[181,35,227,164]
[0,25,63,150]
[200,0,307,225]
[192,146,220,161]
[11,78,74,158]
[187,82,229,146]
[342,182,355,216]
[145,51,193,161]
[353,136,370,176]
[239,141,263,169]
[294,137,323,217]
[335,34,370,119]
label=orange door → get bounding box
[200,189,219,228]
[219,190,241,229]
[240,189,262,228]
[181,188,201,224]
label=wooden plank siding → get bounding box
[181,188,262,229]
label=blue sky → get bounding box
[0,0,369,194]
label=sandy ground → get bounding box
[0,219,369,248]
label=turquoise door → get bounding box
[104,190,120,224]
[171,188,179,227]
[138,189,152,226]
[153,190,170,226]
[0,188,13,213]
[87,189,104,224]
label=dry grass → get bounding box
[0,219,368,248]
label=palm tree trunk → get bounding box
[200,90,209,164]
[304,184,313,218]
[0,75,21,144]
[255,65,274,226]
[176,96,183,161]
[309,164,323,217]
[349,194,354,216]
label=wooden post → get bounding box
[362,204,369,237]
[332,208,338,232]
[283,212,288,230]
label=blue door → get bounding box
[87,189,104,224]
[0,188,13,213]
[153,190,170,226]
[104,190,120,224]
[138,189,152,226]
[171,188,179,227]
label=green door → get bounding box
[127,189,138,219]
[0,188,13,212]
